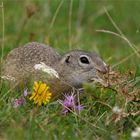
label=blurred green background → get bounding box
[1,0,140,72]
[0,0,140,140]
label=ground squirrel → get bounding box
[3,42,107,95]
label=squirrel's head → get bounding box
[56,50,108,88]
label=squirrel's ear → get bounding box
[60,55,71,64]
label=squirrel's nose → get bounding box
[96,63,108,74]
[99,66,108,74]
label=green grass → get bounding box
[0,0,140,140]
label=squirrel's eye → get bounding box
[80,56,90,64]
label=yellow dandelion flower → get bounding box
[29,81,52,106]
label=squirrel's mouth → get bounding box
[88,76,106,86]
[88,68,109,87]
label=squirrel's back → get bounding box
[3,42,61,85]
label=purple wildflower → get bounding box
[23,88,29,97]
[13,97,25,108]
[12,88,29,108]
[61,94,84,114]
